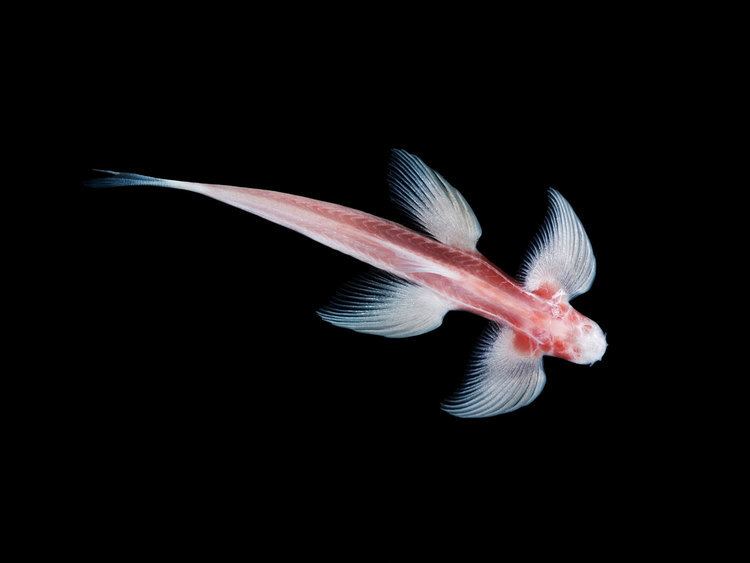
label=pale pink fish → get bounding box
[89,150,606,417]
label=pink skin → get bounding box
[177,181,600,363]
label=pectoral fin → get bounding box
[442,325,546,418]
[520,189,596,300]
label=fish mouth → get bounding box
[579,330,607,366]
[590,334,608,365]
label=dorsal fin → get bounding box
[521,189,596,300]
[387,149,482,251]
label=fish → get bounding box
[87,149,606,417]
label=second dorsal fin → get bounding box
[388,149,482,251]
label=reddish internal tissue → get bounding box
[533,283,559,300]
[513,331,546,357]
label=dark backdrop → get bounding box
[68,121,656,456]
[53,34,677,520]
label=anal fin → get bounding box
[318,273,452,338]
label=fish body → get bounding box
[88,150,606,416]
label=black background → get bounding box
[47,14,690,534]
[68,115,659,470]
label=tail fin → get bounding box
[85,170,173,189]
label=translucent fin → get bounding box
[317,273,452,338]
[442,325,546,418]
[388,149,482,251]
[520,189,596,300]
[85,170,173,189]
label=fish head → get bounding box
[567,315,607,365]
[543,300,607,365]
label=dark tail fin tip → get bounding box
[85,170,168,189]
